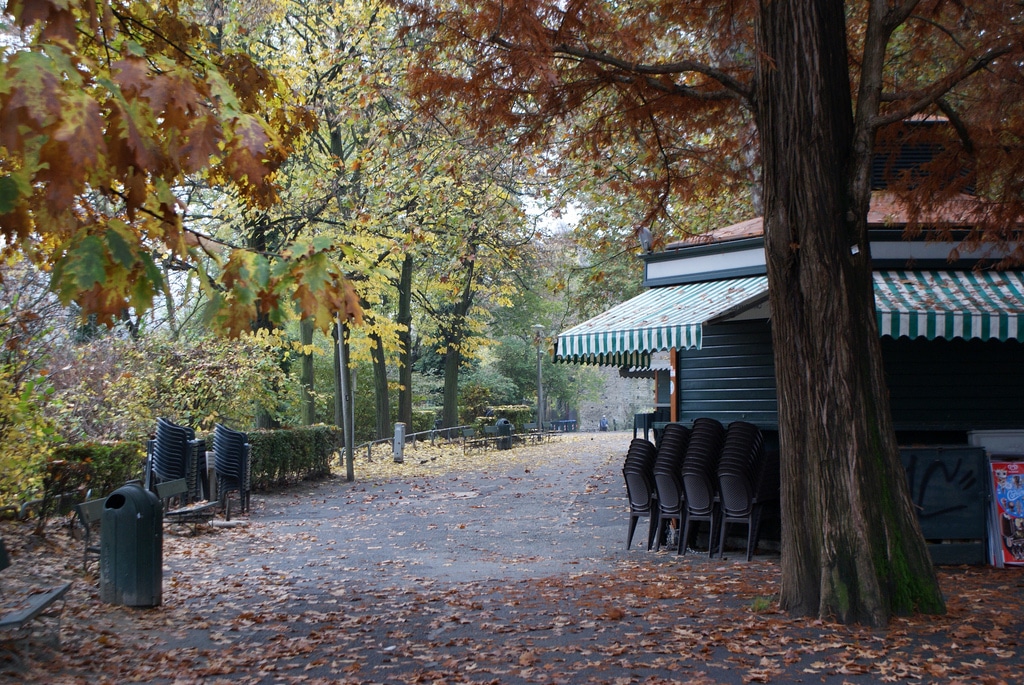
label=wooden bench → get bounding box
[155,479,219,534]
[74,498,105,570]
[0,540,71,648]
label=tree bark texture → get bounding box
[336,319,355,482]
[300,318,315,425]
[440,250,476,428]
[442,342,461,429]
[755,0,943,625]
[397,253,414,429]
[370,327,390,439]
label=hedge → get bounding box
[50,441,145,498]
[247,424,342,489]
[472,404,534,432]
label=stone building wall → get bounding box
[574,366,654,432]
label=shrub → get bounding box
[410,410,437,434]
[50,442,145,497]
[0,367,58,510]
[247,424,342,489]
[28,441,142,533]
[471,405,534,432]
[46,333,292,443]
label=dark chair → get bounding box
[718,439,779,561]
[633,412,655,440]
[653,424,690,552]
[680,418,725,556]
[213,423,251,520]
[623,439,658,550]
[149,418,204,501]
[74,498,105,570]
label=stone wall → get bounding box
[575,366,654,432]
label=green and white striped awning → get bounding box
[556,270,1024,367]
[874,270,1024,341]
[555,276,770,366]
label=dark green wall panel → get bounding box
[676,320,1024,433]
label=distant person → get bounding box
[599,415,609,432]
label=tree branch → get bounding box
[883,0,923,32]
[487,32,751,102]
[873,41,1017,128]
[551,43,751,101]
[935,97,974,154]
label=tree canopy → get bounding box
[0,0,361,333]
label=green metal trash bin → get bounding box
[100,482,163,607]
[496,418,513,450]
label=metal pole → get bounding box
[532,324,545,429]
[337,314,355,482]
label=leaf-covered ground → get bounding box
[1,432,1021,684]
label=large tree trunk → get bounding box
[441,342,461,428]
[755,0,943,625]
[439,249,476,429]
[397,253,414,428]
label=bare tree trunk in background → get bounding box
[397,253,414,429]
[370,326,390,439]
[300,318,315,425]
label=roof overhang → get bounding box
[875,270,1024,341]
[554,277,770,366]
[556,270,1024,368]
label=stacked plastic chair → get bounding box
[150,418,203,500]
[213,423,251,520]
[680,417,726,556]
[623,438,659,550]
[717,421,779,560]
[652,423,691,552]
[716,421,764,560]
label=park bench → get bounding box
[0,539,71,650]
[74,498,105,570]
[522,422,548,443]
[155,479,218,534]
[462,427,486,453]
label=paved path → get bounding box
[19,431,1023,685]
[205,432,636,593]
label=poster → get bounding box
[991,460,1024,566]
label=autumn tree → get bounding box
[411,154,532,428]
[0,0,363,335]
[398,0,1024,624]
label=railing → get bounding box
[351,425,474,462]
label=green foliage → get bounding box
[50,442,145,498]
[0,365,58,509]
[25,441,143,532]
[47,332,291,442]
[410,410,437,434]
[471,405,533,431]
[34,459,92,535]
[247,425,341,489]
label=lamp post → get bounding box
[532,324,545,429]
